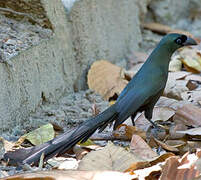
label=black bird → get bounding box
[4,33,197,165]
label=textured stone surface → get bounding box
[0,0,146,133]
[69,0,143,89]
[147,0,201,37]
[148,0,190,25]
[0,0,76,132]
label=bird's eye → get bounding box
[175,35,187,45]
[176,38,182,45]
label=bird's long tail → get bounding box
[4,104,117,165]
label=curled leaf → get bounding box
[87,60,128,100]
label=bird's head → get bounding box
[159,33,197,53]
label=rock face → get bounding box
[0,0,146,132]
[68,0,144,89]
[147,0,201,37]
[0,0,76,132]
[148,0,190,25]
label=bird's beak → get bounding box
[183,37,198,46]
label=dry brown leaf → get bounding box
[153,138,179,152]
[173,104,201,127]
[188,141,201,150]
[141,23,173,35]
[163,71,192,100]
[165,140,186,148]
[186,80,198,90]
[0,137,15,152]
[179,141,201,155]
[127,153,175,179]
[2,170,134,180]
[165,80,189,100]
[114,124,146,140]
[51,123,64,132]
[179,48,201,73]
[195,149,201,173]
[125,125,146,140]
[78,141,143,171]
[125,154,174,174]
[176,127,201,136]
[164,71,191,100]
[156,96,190,111]
[124,161,151,174]
[169,123,187,139]
[73,145,90,160]
[73,144,102,160]
[150,152,175,166]
[92,103,100,116]
[132,163,162,179]
[87,60,128,100]
[142,22,194,38]
[160,152,201,180]
[184,64,200,74]
[130,135,158,159]
[135,107,175,131]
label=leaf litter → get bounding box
[2,27,201,179]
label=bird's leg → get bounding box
[144,108,159,129]
[146,118,159,129]
[131,112,137,126]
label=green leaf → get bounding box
[23,123,55,145]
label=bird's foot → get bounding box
[146,120,166,139]
[147,119,161,129]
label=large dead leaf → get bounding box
[164,71,191,100]
[160,151,201,180]
[156,96,190,111]
[173,104,201,127]
[130,135,158,159]
[78,141,144,171]
[2,170,134,180]
[18,123,55,146]
[87,60,128,100]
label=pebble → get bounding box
[0,14,52,62]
